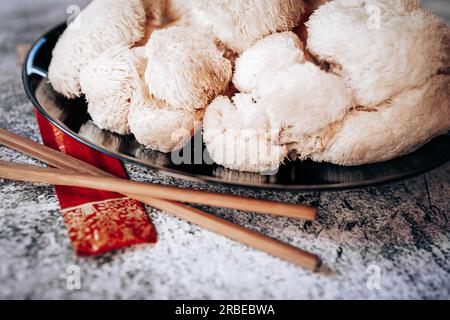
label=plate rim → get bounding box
[22,22,450,191]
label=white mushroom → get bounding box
[79,45,146,135]
[206,0,450,172]
[144,26,232,111]
[205,31,353,172]
[233,31,305,93]
[204,63,353,172]
[204,95,288,173]
[257,62,354,159]
[136,1,199,48]
[191,0,305,53]
[50,0,450,171]
[302,0,450,165]
[131,25,232,152]
[129,87,200,153]
[306,0,449,107]
[48,0,146,99]
[312,75,450,165]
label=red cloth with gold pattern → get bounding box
[35,111,157,256]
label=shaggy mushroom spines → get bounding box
[204,0,450,172]
[144,26,232,112]
[79,44,145,135]
[48,0,146,99]
[312,75,450,166]
[303,0,450,166]
[306,0,450,107]
[191,0,305,53]
[128,83,202,153]
[49,0,450,172]
[233,31,306,93]
[130,23,233,153]
[203,94,289,173]
[204,29,355,173]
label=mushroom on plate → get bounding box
[136,0,194,47]
[48,0,450,172]
[203,94,288,173]
[144,26,233,111]
[48,0,146,99]
[311,74,450,166]
[79,45,146,135]
[305,0,450,165]
[233,31,305,93]
[128,87,201,153]
[204,0,450,172]
[256,62,353,160]
[204,32,353,172]
[191,0,305,53]
[129,26,232,152]
[306,0,448,107]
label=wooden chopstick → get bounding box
[0,160,316,220]
[0,129,320,271]
[0,131,315,220]
[0,161,320,270]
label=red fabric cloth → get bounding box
[35,111,157,256]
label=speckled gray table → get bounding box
[0,0,449,300]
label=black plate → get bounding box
[22,23,450,190]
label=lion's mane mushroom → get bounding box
[128,87,201,153]
[142,0,194,24]
[48,0,146,99]
[191,0,305,53]
[306,0,449,107]
[311,74,450,165]
[203,94,288,173]
[304,0,450,165]
[204,62,353,172]
[128,26,232,153]
[144,26,233,111]
[204,32,353,172]
[205,1,450,172]
[79,45,146,135]
[256,62,353,159]
[233,31,305,93]
[49,0,450,172]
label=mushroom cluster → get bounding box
[48,0,450,172]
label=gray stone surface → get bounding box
[0,0,449,300]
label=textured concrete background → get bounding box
[0,0,449,299]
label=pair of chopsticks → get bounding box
[0,128,320,271]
